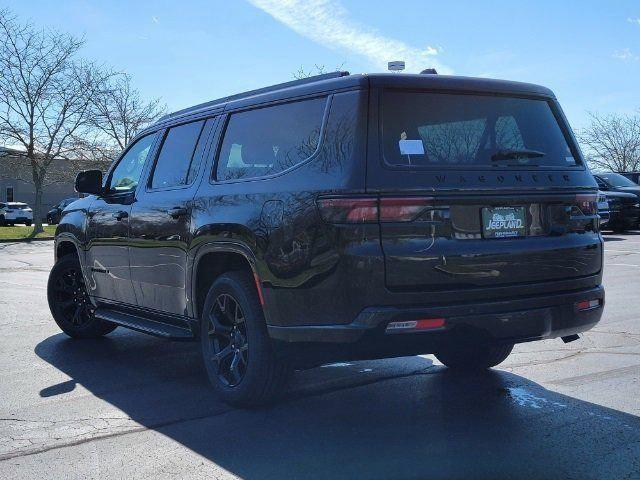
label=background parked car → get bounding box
[0,202,33,226]
[602,191,640,232]
[594,173,640,198]
[617,172,640,184]
[597,191,610,227]
[46,197,78,225]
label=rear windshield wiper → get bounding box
[491,149,546,161]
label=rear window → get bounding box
[597,173,638,188]
[150,120,205,189]
[381,91,578,168]
[215,97,327,181]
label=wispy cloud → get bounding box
[248,0,451,74]
[613,48,639,62]
[627,17,640,26]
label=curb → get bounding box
[0,237,54,244]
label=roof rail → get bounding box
[157,70,350,123]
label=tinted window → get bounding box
[109,134,156,193]
[382,91,577,168]
[151,120,205,189]
[216,97,326,181]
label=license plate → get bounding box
[481,206,526,239]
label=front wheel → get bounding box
[47,254,117,338]
[25,220,32,227]
[435,343,514,370]
[200,271,291,407]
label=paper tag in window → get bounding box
[565,156,576,164]
[399,140,424,155]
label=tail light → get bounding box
[379,197,434,222]
[316,198,378,223]
[573,194,598,216]
[317,196,434,224]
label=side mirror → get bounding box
[75,170,104,195]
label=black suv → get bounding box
[48,72,605,406]
[46,197,78,225]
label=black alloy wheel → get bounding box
[200,271,291,407]
[50,262,95,327]
[47,255,117,338]
[207,293,249,387]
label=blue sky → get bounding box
[6,0,640,129]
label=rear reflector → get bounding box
[575,299,600,311]
[253,272,265,306]
[386,317,445,333]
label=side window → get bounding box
[150,120,205,189]
[108,134,156,193]
[216,97,326,181]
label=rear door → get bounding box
[368,89,601,292]
[128,117,216,316]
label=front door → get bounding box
[129,118,214,316]
[85,133,158,305]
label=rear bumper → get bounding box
[268,285,604,346]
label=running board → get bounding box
[95,308,195,340]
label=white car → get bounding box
[0,202,33,226]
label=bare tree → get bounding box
[90,73,165,151]
[0,9,110,233]
[577,111,640,172]
[293,63,345,80]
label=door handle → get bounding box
[167,207,189,219]
[112,210,128,221]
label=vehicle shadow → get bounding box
[35,331,640,480]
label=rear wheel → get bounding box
[200,271,291,407]
[435,343,514,370]
[47,254,117,338]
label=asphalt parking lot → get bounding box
[0,237,638,480]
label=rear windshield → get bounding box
[381,91,578,168]
[8,203,29,209]
[598,173,638,187]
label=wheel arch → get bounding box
[55,235,81,262]
[191,242,265,323]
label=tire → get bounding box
[47,254,117,338]
[25,221,32,227]
[0,216,4,226]
[435,343,514,371]
[200,271,291,407]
